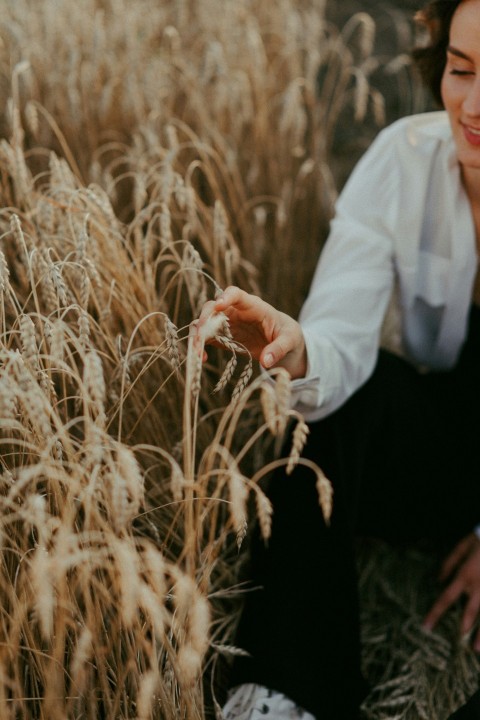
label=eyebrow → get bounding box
[447,45,473,62]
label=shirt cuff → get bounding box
[258,362,323,410]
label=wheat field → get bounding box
[0,1,477,718]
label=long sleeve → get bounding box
[284,111,475,421]
[290,122,401,421]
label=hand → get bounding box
[195,286,307,379]
[423,533,480,651]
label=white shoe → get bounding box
[222,683,316,719]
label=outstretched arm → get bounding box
[196,285,307,380]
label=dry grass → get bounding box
[0,143,325,718]
[0,0,474,718]
[359,541,480,719]
[0,2,343,716]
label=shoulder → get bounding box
[340,112,454,200]
[371,111,453,158]
[335,112,455,230]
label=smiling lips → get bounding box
[462,122,480,146]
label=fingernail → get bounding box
[263,353,273,368]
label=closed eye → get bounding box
[450,69,474,76]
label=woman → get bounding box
[197,1,480,717]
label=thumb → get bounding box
[260,340,287,369]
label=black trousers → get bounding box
[450,690,480,719]
[229,348,480,719]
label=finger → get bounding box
[461,590,480,635]
[215,286,268,321]
[440,536,474,582]
[260,335,294,369]
[423,579,464,630]
[215,286,248,310]
[260,344,279,369]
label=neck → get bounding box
[462,165,480,209]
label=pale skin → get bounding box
[196,0,480,652]
[196,287,307,379]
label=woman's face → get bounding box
[441,0,480,173]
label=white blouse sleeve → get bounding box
[291,124,402,421]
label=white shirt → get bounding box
[292,111,477,422]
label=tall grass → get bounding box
[0,0,422,313]
[0,1,359,716]
[0,0,437,718]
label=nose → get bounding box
[464,75,480,117]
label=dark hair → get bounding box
[412,0,463,105]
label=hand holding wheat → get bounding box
[196,285,307,379]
